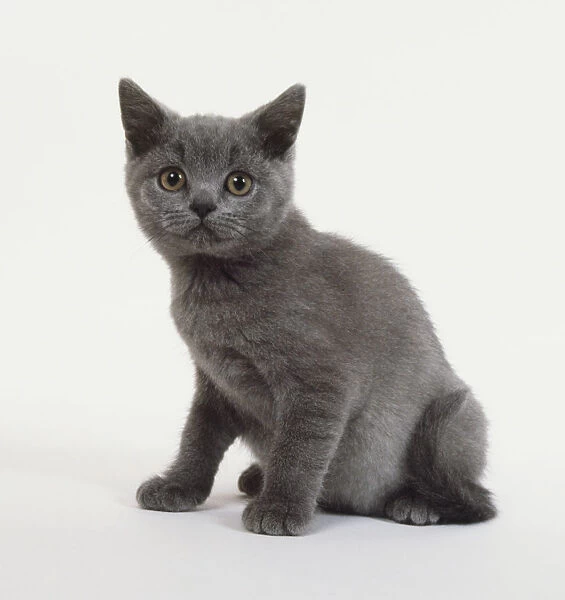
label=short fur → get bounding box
[118,79,496,535]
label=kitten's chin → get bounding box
[152,222,247,259]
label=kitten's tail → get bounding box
[407,390,497,524]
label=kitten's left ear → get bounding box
[247,84,306,158]
[118,78,171,156]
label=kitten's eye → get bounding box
[226,172,253,196]
[159,168,186,191]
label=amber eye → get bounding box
[159,168,186,191]
[226,172,253,196]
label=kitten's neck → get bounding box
[168,207,312,298]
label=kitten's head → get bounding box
[118,79,305,259]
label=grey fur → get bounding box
[118,79,496,535]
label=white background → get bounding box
[1,1,564,598]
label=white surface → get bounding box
[1,1,564,598]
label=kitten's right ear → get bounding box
[118,79,168,156]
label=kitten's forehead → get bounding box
[172,114,253,170]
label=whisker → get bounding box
[219,215,262,235]
[214,219,269,261]
[142,230,170,249]
[161,214,196,227]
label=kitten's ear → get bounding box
[118,78,170,156]
[248,84,306,158]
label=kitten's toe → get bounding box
[384,490,440,526]
[242,498,313,536]
[136,476,206,512]
[238,464,264,497]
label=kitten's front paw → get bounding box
[242,497,313,536]
[136,476,207,512]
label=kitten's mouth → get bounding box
[167,221,219,241]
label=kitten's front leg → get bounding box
[137,369,242,512]
[242,383,346,536]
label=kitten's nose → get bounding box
[190,196,217,220]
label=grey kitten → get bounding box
[118,79,496,535]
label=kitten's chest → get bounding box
[171,279,275,424]
[171,283,254,348]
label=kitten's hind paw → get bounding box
[384,490,440,526]
[136,475,207,512]
[238,464,264,497]
[242,497,313,536]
